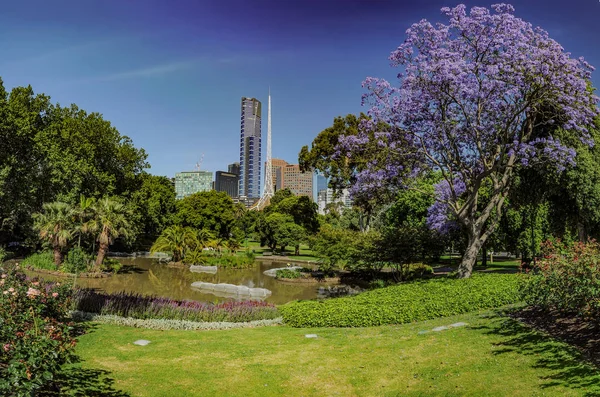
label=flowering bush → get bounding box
[522,239,600,320]
[0,267,76,396]
[73,290,279,323]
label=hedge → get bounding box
[280,274,523,327]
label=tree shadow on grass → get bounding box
[472,313,600,396]
[40,367,131,397]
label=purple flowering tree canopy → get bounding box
[339,4,599,277]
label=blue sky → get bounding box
[1,0,599,178]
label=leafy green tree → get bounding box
[266,192,319,234]
[33,202,74,265]
[129,173,176,244]
[274,222,306,255]
[174,191,235,239]
[87,197,132,267]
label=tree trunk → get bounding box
[295,245,300,256]
[96,242,109,267]
[481,243,487,268]
[53,247,63,266]
[457,231,485,279]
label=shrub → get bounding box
[522,239,600,320]
[21,251,57,271]
[100,258,124,274]
[62,247,92,274]
[71,312,282,330]
[0,268,76,396]
[0,247,7,263]
[72,290,279,323]
[275,268,302,279]
[280,274,523,327]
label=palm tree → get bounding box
[151,226,197,262]
[195,229,215,250]
[87,197,131,267]
[33,202,75,266]
[75,194,96,248]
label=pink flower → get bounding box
[31,282,39,286]
[8,288,14,293]
[2,291,8,295]
[3,344,10,352]
[26,288,41,298]
[52,292,59,298]
[1,274,6,278]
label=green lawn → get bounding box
[70,310,600,397]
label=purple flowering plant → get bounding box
[337,4,599,277]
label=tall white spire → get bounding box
[253,88,274,210]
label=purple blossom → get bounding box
[427,178,465,234]
[337,3,598,221]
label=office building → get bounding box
[215,171,239,198]
[239,97,262,199]
[317,188,353,214]
[268,158,313,198]
[175,171,213,200]
[228,162,240,177]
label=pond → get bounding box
[25,257,341,305]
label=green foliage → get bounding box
[275,269,302,279]
[280,274,523,327]
[62,247,92,274]
[174,191,236,239]
[187,252,255,268]
[0,267,76,396]
[22,251,57,271]
[151,225,199,262]
[129,174,176,243]
[33,201,75,265]
[0,247,7,263]
[87,197,133,266]
[522,239,600,321]
[0,80,147,245]
[100,258,124,274]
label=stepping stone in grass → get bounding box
[448,322,468,328]
[431,326,449,332]
[133,340,151,346]
[305,334,318,338]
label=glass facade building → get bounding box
[239,97,262,199]
[175,171,213,200]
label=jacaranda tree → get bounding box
[339,4,598,277]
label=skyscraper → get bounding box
[239,97,262,199]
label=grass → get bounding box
[71,310,600,397]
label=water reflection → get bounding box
[26,257,326,305]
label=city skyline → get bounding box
[1,1,598,179]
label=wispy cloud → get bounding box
[98,60,198,82]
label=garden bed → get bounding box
[512,307,600,367]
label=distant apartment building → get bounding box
[175,171,213,200]
[317,188,353,214]
[267,158,313,198]
[215,171,239,198]
[314,174,328,201]
[239,97,262,199]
